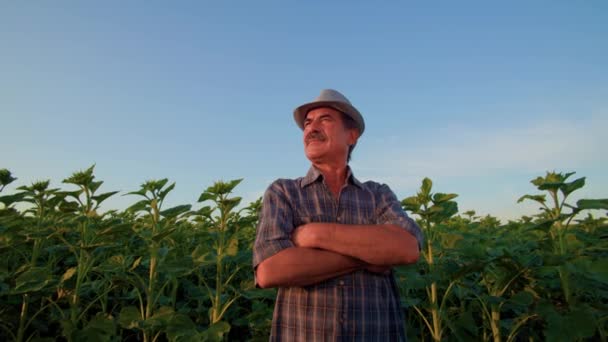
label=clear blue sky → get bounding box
[2,1,607,220]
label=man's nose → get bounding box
[305,119,321,131]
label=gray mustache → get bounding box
[306,131,327,143]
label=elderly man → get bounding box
[253,89,423,341]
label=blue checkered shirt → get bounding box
[253,167,424,341]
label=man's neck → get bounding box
[312,162,349,198]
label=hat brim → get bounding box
[293,101,365,135]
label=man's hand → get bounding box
[293,222,419,266]
[291,223,329,248]
[292,224,393,276]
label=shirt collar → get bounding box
[301,165,363,189]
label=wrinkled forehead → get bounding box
[304,106,343,120]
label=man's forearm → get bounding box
[256,246,363,288]
[294,223,420,266]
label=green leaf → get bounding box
[222,197,242,213]
[160,204,192,219]
[207,179,243,196]
[0,169,17,187]
[0,192,26,206]
[96,223,132,237]
[421,178,433,196]
[430,201,458,222]
[525,219,555,233]
[61,319,76,341]
[59,200,80,213]
[130,256,142,271]
[588,259,608,283]
[517,194,546,204]
[538,181,564,191]
[192,245,217,265]
[143,306,175,329]
[562,171,576,180]
[560,177,585,197]
[440,232,463,249]
[143,178,169,193]
[75,313,116,342]
[63,165,96,186]
[199,321,231,342]
[451,308,478,339]
[126,199,149,213]
[92,191,119,206]
[401,196,420,212]
[226,237,238,256]
[432,192,458,204]
[509,291,534,306]
[212,178,243,195]
[156,178,169,190]
[61,267,77,282]
[19,180,51,193]
[58,190,84,202]
[576,198,608,211]
[152,227,177,242]
[159,182,176,201]
[118,306,141,329]
[242,288,277,300]
[159,257,194,277]
[89,180,104,194]
[125,188,147,197]
[165,314,198,341]
[400,297,421,307]
[567,305,597,338]
[13,267,54,294]
[198,192,216,203]
[194,205,214,217]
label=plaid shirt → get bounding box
[253,166,423,341]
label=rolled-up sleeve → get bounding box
[375,184,424,249]
[252,181,295,270]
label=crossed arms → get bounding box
[256,222,420,288]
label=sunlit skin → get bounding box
[303,107,357,167]
[255,107,420,288]
[303,107,358,197]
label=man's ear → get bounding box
[348,129,360,146]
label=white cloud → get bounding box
[352,114,607,220]
[356,115,605,183]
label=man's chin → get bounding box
[305,150,325,163]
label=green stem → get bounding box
[422,229,439,340]
[31,240,41,266]
[146,251,157,320]
[490,304,502,342]
[422,213,441,342]
[71,223,91,325]
[170,278,178,308]
[213,233,224,323]
[144,197,161,342]
[16,294,29,342]
[212,198,229,324]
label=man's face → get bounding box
[303,107,358,164]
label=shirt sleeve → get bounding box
[375,183,425,249]
[252,180,296,271]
